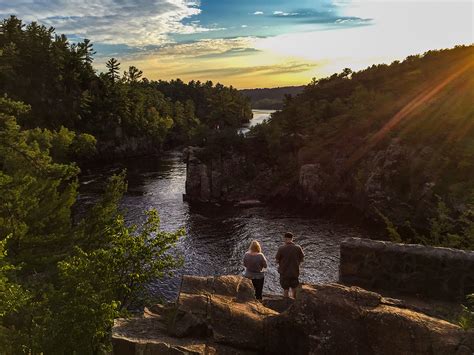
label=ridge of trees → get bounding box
[241,45,474,249]
[240,86,305,109]
[0,16,252,153]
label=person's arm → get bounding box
[275,248,281,264]
[261,254,268,269]
[299,246,305,263]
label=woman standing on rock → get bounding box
[243,240,268,300]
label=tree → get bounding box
[77,38,95,64]
[1,16,254,153]
[124,65,143,83]
[0,98,183,352]
[106,57,121,83]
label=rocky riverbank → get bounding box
[112,238,474,354]
[112,275,473,355]
[183,131,474,234]
[183,146,271,205]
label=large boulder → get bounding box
[170,275,277,350]
[266,283,473,355]
[340,237,474,301]
[113,276,473,355]
[113,275,276,354]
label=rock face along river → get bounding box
[79,111,367,301]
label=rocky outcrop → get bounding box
[112,275,473,355]
[113,275,274,354]
[266,283,473,355]
[183,138,439,225]
[339,237,474,301]
[183,147,212,202]
[293,138,448,226]
[183,147,268,204]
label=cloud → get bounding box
[151,37,257,58]
[270,8,372,26]
[241,24,248,28]
[181,61,316,77]
[195,47,261,59]
[0,0,212,46]
[273,11,299,17]
[253,11,264,15]
[255,1,473,76]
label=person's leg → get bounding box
[251,278,259,299]
[289,278,300,299]
[280,276,290,297]
[255,278,264,300]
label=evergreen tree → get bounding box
[106,57,121,83]
[0,97,183,352]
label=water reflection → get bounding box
[239,109,274,135]
[79,150,366,300]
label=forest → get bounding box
[1,15,473,353]
[0,16,251,353]
[0,16,252,158]
[240,86,304,109]
[228,45,474,250]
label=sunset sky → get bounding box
[1,0,473,88]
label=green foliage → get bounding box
[0,239,29,317]
[245,45,474,248]
[106,57,121,83]
[240,86,305,109]
[0,16,96,129]
[375,209,402,243]
[427,198,474,250]
[124,65,143,83]
[0,16,253,154]
[0,238,31,353]
[44,209,183,353]
[0,98,183,352]
[153,79,252,132]
[0,97,79,272]
[378,197,474,250]
[459,294,474,330]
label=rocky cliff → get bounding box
[295,138,441,226]
[182,138,438,226]
[112,275,473,355]
[183,147,270,204]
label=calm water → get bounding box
[79,111,366,300]
[238,109,274,134]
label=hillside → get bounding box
[255,45,474,244]
[191,45,474,248]
[240,86,304,109]
[0,17,252,159]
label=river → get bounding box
[238,109,274,134]
[78,110,367,300]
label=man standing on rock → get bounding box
[275,232,304,298]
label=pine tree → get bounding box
[106,57,121,83]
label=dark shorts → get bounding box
[279,276,299,290]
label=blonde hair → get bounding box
[249,240,262,253]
